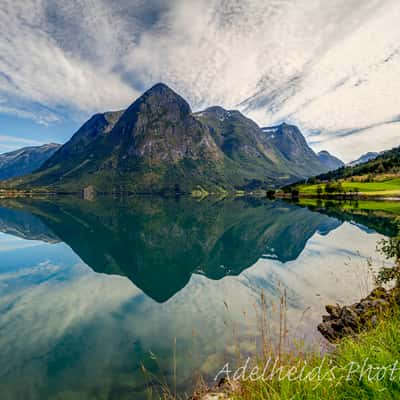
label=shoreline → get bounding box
[1,188,399,201]
[195,285,400,400]
[274,192,400,201]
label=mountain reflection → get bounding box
[0,197,342,302]
[0,197,392,400]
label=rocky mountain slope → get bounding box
[0,143,60,180]
[317,150,344,171]
[6,84,335,193]
[261,123,331,177]
[348,151,380,166]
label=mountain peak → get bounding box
[199,106,238,121]
[262,123,304,141]
[101,83,221,166]
[202,106,227,114]
[147,82,174,93]
[262,122,298,135]
[261,123,328,174]
[348,151,380,166]
[141,82,190,110]
[8,85,337,193]
[0,143,61,180]
[317,150,344,171]
[119,82,192,124]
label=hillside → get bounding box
[317,145,400,181]
[261,123,328,177]
[348,151,380,166]
[288,146,400,198]
[3,84,331,194]
[0,143,61,180]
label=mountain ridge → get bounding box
[316,145,400,181]
[0,143,61,180]
[2,83,335,193]
[317,150,344,171]
[261,123,329,177]
[348,151,380,167]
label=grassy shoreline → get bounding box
[195,206,400,400]
[281,176,400,201]
[229,308,400,400]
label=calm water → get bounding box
[0,197,393,399]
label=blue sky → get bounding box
[0,113,78,153]
[0,0,399,161]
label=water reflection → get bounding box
[0,197,341,302]
[0,197,392,399]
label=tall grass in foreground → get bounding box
[146,302,400,400]
[234,233,400,400]
[234,310,400,399]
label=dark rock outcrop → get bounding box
[318,287,399,342]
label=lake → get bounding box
[0,196,395,399]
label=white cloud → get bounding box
[243,0,400,160]
[310,121,400,162]
[0,105,60,126]
[0,134,44,154]
[0,0,398,159]
[0,0,139,114]
[0,134,42,145]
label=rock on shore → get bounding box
[318,286,400,342]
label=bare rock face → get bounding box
[318,286,397,342]
[18,84,227,193]
[261,123,328,176]
[109,83,222,164]
[11,83,335,194]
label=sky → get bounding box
[0,0,399,162]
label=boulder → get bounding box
[318,286,397,343]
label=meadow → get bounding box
[297,177,400,197]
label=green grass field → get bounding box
[298,177,400,197]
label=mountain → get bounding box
[0,205,58,242]
[348,151,380,166]
[0,143,61,180]
[6,84,329,193]
[316,145,400,181]
[194,107,320,189]
[317,150,344,171]
[261,123,329,176]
